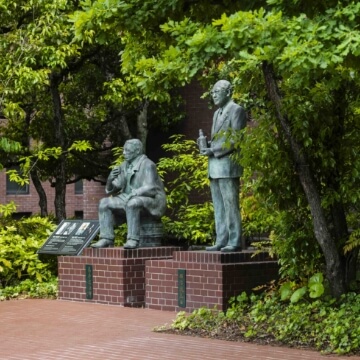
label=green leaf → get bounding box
[307,272,324,298]
[309,283,324,298]
[0,257,12,269]
[308,272,323,286]
[279,282,292,301]
[290,286,307,303]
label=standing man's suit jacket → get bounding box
[208,100,247,179]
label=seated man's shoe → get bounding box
[206,244,224,251]
[124,239,139,249]
[221,245,241,252]
[91,239,114,248]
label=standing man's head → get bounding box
[211,80,233,108]
[123,139,144,163]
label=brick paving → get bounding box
[1,299,359,360]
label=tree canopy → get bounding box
[0,0,185,219]
[1,0,360,297]
[71,0,360,296]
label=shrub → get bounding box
[170,290,360,355]
[0,277,58,300]
[0,277,58,301]
[0,209,57,287]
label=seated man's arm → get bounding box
[131,162,162,198]
[105,166,126,195]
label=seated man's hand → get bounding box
[109,167,120,180]
[118,193,130,203]
[118,190,138,204]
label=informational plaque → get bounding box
[37,220,100,256]
[178,269,186,308]
[85,264,93,299]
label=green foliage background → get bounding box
[0,203,57,288]
[157,135,214,246]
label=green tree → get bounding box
[0,0,98,219]
[144,2,360,297]
[72,0,360,297]
[0,0,183,220]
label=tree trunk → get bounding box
[119,114,132,141]
[49,72,67,221]
[262,61,346,297]
[30,170,48,217]
[23,107,49,217]
[345,247,359,285]
[54,168,67,221]
[330,87,358,285]
[136,100,149,150]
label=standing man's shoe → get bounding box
[221,245,241,252]
[91,239,114,248]
[206,244,224,251]
[124,239,139,249]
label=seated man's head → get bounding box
[123,139,144,162]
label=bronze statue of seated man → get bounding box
[91,139,166,249]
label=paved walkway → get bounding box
[1,299,359,360]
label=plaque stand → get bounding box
[38,220,100,256]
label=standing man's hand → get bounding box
[200,148,214,157]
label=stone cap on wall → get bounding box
[172,250,274,263]
[82,246,182,259]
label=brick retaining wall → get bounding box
[58,247,181,307]
[145,251,279,312]
[58,247,278,312]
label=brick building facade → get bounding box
[0,171,102,219]
[0,82,213,220]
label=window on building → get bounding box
[6,166,29,195]
[74,211,83,219]
[11,212,32,220]
[75,179,83,194]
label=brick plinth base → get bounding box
[58,247,181,306]
[145,250,279,312]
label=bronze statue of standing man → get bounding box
[198,80,247,252]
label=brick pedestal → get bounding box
[58,247,180,306]
[145,251,279,312]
